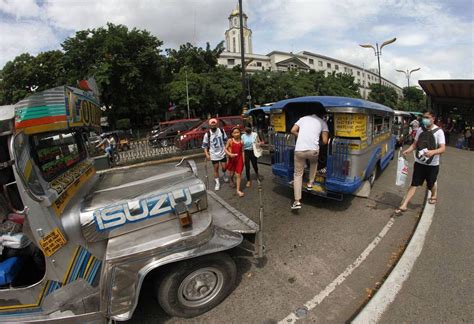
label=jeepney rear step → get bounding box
[273,176,343,201]
[207,190,259,234]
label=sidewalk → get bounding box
[380,147,474,323]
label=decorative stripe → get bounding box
[22,122,69,135]
[16,115,67,129]
[16,105,66,120]
[0,246,101,316]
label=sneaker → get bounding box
[214,181,220,191]
[291,201,302,210]
[246,181,251,188]
[306,184,314,191]
[223,175,229,183]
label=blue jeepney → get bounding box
[268,96,396,200]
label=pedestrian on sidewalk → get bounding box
[202,118,229,191]
[225,127,245,197]
[396,110,446,215]
[241,125,263,188]
[290,112,329,210]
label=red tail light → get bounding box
[342,160,351,177]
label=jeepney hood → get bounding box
[79,163,208,242]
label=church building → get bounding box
[217,5,403,99]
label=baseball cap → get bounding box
[209,118,218,126]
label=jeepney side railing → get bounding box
[328,138,350,180]
[271,132,295,179]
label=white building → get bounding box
[217,5,403,99]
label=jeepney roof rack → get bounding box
[269,96,394,115]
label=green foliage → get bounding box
[62,23,166,125]
[0,22,364,126]
[398,86,425,112]
[0,51,65,104]
[368,83,399,108]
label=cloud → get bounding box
[0,0,40,18]
[0,20,61,67]
[0,0,472,87]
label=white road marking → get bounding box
[352,191,435,323]
[279,217,396,323]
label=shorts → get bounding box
[211,157,227,165]
[411,162,439,190]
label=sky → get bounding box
[0,0,473,88]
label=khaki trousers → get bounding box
[293,150,319,201]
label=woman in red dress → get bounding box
[225,127,245,197]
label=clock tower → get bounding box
[225,3,253,54]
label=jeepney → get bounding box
[268,96,395,200]
[0,86,263,322]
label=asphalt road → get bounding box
[126,152,425,323]
[380,147,474,323]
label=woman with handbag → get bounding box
[241,125,263,188]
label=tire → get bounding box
[122,144,130,151]
[155,252,237,318]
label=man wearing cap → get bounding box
[203,118,229,190]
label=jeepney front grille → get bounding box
[330,139,350,180]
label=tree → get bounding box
[0,51,65,105]
[368,84,398,108]
[318,72,361,98]
[62,23,166,126]
[398,86,425,111]
[165,42,225,76]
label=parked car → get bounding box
[175,116,245,150]
[149,118,201,147]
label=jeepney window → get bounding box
[13,133,45,195]
[373,116,384,135]
[383,116,391,133]
[30,131,86,182]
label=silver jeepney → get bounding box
[0,88,263,322]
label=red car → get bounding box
[175,116,245,149]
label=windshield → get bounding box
[30,131,87,182]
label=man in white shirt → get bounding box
[202,118,229,191]
[290,114,329,210]
[396,110,446,215]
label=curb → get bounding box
[352,189,436,323]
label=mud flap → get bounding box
[353,180,372,198]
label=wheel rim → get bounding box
[177,267,224,308]
[161,139,168,147]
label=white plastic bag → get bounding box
[252,132,263,158]
[396,153,409,187]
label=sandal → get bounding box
[394,207,407,216]
[237,191,245,197]
[428,197,437,204]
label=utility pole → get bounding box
[185,66,190,118]
[238,0,246,111]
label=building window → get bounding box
[309,58,314,65]
[344,67,348,73]
[363,81,365,86]
[327,63,331,68]
[227,59,235,65]
[256,61,262,67]
[357,71,360,76]
[318,61,323,67]
[362,73,365,78]
[232,38,236,52]
[357,79,360,84]
[335,64,339,70]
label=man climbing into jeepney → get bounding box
[290,112,329,210]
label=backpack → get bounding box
[415,127,441,164]
[207,128,225,145]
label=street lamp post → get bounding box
[359,38,397,86]
[396,67,421,88]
